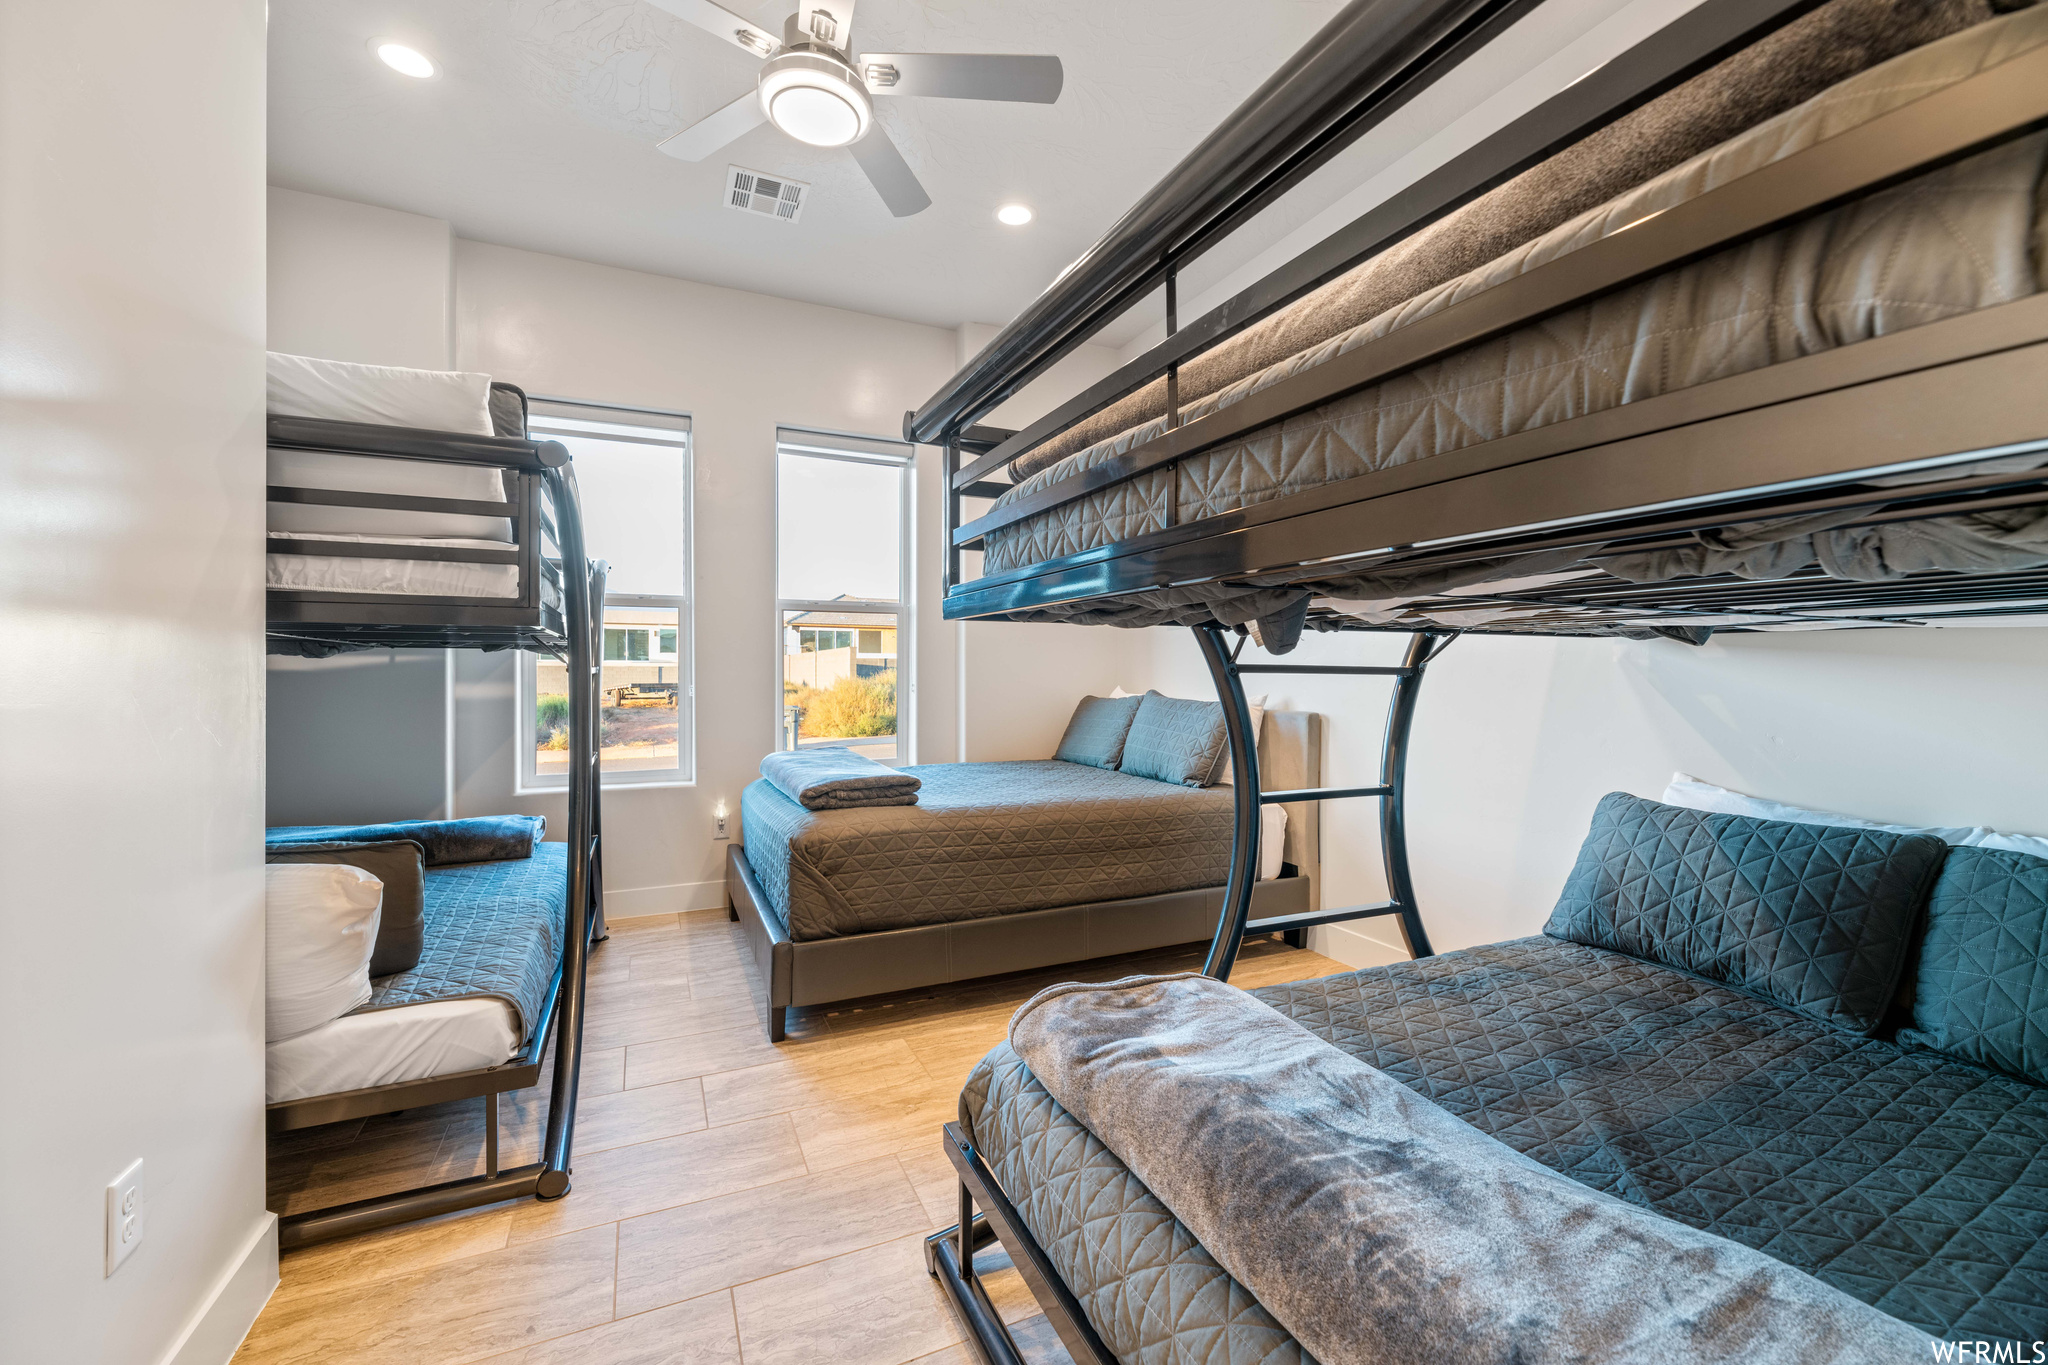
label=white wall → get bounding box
[267,187,453,370]
[1148,625,2048,966]
[1,1,273,1361]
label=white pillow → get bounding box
[1659,773,2048,859]
[1260,804,1289,880]
[267,352,496,435]
[266,863,383,1042]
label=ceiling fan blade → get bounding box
[854,53,1062,104]
[658,90,767,161]
[644,0,781,58]
[848,125,932,218]
[793,0,856,48]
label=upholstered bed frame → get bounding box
[726,712,1325,1041]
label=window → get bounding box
[776,428,912,765]
[519,400,693,790]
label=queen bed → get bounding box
[728,708,1325,1040]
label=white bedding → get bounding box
[267,352,495,435]
[267,995,521,1104]
[266,532,521,599]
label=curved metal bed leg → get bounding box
[1382,631,1445,960]
[538,467,600,1201]
[1196,624,1262,981]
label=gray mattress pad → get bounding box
[980,6,2048,627]
[962,936,2048,1361]
[355,841,566,1045]
[738,760,1234,941]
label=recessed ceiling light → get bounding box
[374,42,436,79]
[996,204,1033,226]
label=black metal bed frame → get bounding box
[911,0,2048,1356]
[265,390,606,1250]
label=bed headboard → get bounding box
[1257,711,1322,910]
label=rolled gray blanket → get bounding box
[266,814,544,866]
[1008,972,1931,1365]
[760,747,919,811]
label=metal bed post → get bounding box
[537,464,598,1201]
[1196,624,1450,980]
[1381,631,1445,958]
[1195,624,1263,978]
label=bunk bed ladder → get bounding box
[1194,624,1452,980]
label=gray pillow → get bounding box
[1544,792,1945,1036]
[266,839,426,978]
[1119,691,1228,788]
[1054,695,1144,770]
[1898,844,2048,1085]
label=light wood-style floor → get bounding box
[236,908,1350,1365]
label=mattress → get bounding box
[980,6,2048,605]
[266,996,519,1104]
[962,936,2048,1359]
[360,843,568,1041]
[265,532,521,599]
[739,760,1237,940]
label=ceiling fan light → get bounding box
[996,203,1033,226]
[770,85,861,146]
[374,42,436,79]
[758,50,873,149]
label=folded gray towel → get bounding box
[1009,972,1930,1365]
[760,747,919,811]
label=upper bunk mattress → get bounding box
[982,4,2048,584]
[740,759,1234,941]
[962,935,2048,1359]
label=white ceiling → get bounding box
[268,0,1358,336]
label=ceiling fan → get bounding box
[646,0,1062,217]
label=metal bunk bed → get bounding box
[902,0,2048,1355]
[265,383,607,1249]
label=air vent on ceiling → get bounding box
[725,166,808,224]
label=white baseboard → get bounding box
[1308,920,1411,970]
[158,1212,278,1365]
[604,878,727,919]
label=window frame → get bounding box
[517,399,696,792]
[774,428,914,767]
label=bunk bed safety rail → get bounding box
[943,38,2048,561]
[266,414,579,656]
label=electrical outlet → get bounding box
[105,1158,144,1276]
[714,803,730,840]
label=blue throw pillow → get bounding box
[1898,844,2048,1085]
[1544,792,1947,1036]
[1053,695,1143,770]
[1118,692,1228,788]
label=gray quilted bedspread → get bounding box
[962,936,2048,1359]
[740,761,1232,941]
[357,842,565,1044]
[982,8,2048,602]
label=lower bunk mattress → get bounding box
[740,760,1235,941]
[266,843,566,1104]
[980,5,2048,622]
[961,935,2048,1355]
